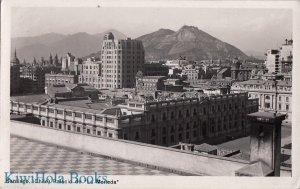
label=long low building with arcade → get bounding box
[10,92,258,147]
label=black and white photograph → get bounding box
[1,0,300,188]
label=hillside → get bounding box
[136,25,248,61]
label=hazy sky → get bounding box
[11,7,292,54]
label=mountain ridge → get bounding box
[12,26,248,62]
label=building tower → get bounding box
[54,54,59,66]
[231,57,241,80]
[10,49,21,94]
[33,57,37,65]
[101,32,145,89]
[49,53,53,65]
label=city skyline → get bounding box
[5,2,294,182]
[12,7,292,55]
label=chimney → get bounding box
[235,112,286,176]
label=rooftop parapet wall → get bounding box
[10,120,249,176]
[10,121,291,176]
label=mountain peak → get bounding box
[180,25,199,31]
[176,25,201,42]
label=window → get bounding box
[265,103,270,109]
[279,103,282,110]
[96,116,103,121]
[68,125,71,130]
[123,133,128,140]
[66,111,72,116]
[58,123,62,129]
[151,115,155,122]
[77,127,81,132]
[178,133,182,141]
[162,137,166,144]
[97,131,101,135]
[162,127,166,135]
[171,112,174,119]
[193,130,197,137]
[286,104,289,111]
[265,95,270,100]
[279,96,282,101]
[42,120,45,126]
[163,113,166,121]
[85,114,92,119]
[108,133,113,138]
[193,108,197,116]
[135,132,140,140]
[186,110,190,117]
[151,129,155,137]
[170,135,174,143]
[178,124,183,131]
[171,126,174,133]
[87,129,90,134]
[286,97,289,102]
[186,123,189,129]
[50,122,53,128]
[178,110,182,118]
[57,110,63,115]
[186,132,189,139]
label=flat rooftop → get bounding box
[11,94,50,104]
[10,136,180,175]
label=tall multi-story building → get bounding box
[265,50,280,74]
[10,49,21,95]
[265,39,293,74]
[279,39,293,73]
[100,32,145,89]
[62,53,75,72]
[78,58,101,89]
